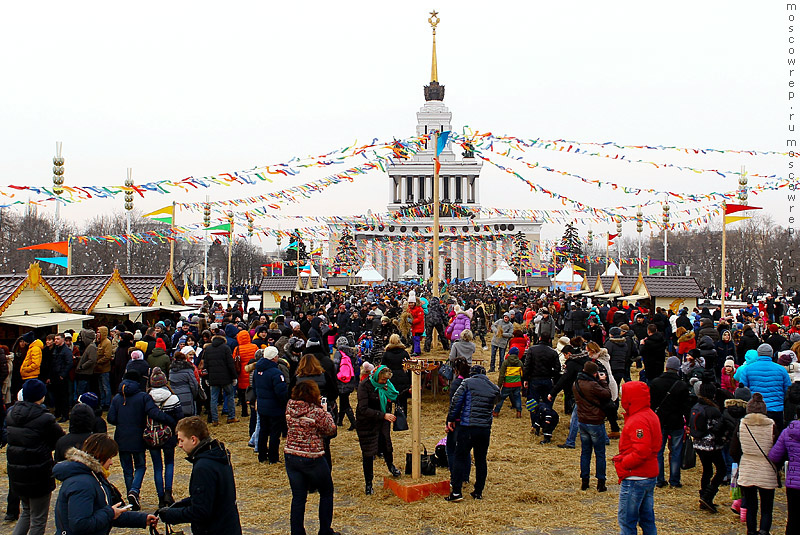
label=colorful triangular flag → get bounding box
[19,241,69,255]
[725,203,761,215]
[724,215,751,224]
[648,267,666,275]
[143,205,174,224]
[206,223,231,232]
[182,278,190,300]
[35,256,68,268]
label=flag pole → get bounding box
[605,232,610,270]
[227,211,233,308]
[169,201,176,274]
[67,236,72,275]
[432,130,440,298]
[721,202,727,319]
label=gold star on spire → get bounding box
[428,10,440,82]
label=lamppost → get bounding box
[124,169,134,273]
[616,220,622,270]
[662,201,670,277]
[53,142,65,274]
[636,206,643,274]
[203,197,210,292]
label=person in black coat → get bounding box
[737,325,761,363]
[112,331,134,394]
[201,335,238,424]
[254,348,289,464]
[54,403,96,462]
[107,372,175,509]
[6,379,65,534]
[649,357,692,488]
[356,366,400,495]
[158,417,242,535]
[50,333,74,422]
[640,324,668,382]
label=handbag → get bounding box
[681,434,696,470]
[439,363,454,382]
[393,406,409,432]
[405,445,436,476]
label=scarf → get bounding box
[369,365,398,413]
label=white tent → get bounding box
[355,260,384,283]
[553,261,584,283]
[602,261,622,276]
[399,269,420,280]
[486,259,518,285]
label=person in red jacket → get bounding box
[408,298,425,356]
[613,381,662,535]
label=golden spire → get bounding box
[428,10,440,82]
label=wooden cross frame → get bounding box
[402,358,439,479]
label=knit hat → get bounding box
[609,327,622,337]
[290,321,300,330]
[619,324,630,332]
[130,350,144,361]
[149,367,168,388]
[22,379,47,402]
[734,386,752,401]
[21,331,35,344]
[746,392,768,415]
[778,350,796,366]
[362,361,375,375]
[408,296,417,303]
[665,356,681,371]
[470,365,487,376]
[757,343,774,357]
[155,338,167,351]
[78,392,100,409]
[790,333,800,343]
[336,336,349,349]
[698,382,716,400]
[769,323,780,333]
[556,336,570,353]
[508,347,519,356]
[175,321,183,329]
[561,344,577,355]
[156,321,166,328]
[723,358,735,368]
[583,361,599,375]
[263,346,279,360]
[180,345,195,356]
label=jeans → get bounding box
[451,425,491,495]
[697,449,725,500]
[74,378,90,403]
[250,413,261,451]
[285,454,335,535]
[565,404,579,447]
[618,477,657,535]
[657,427,684,486]
[489,345,505,370]
[210,384,235,422]
[119,451,147,494]
[495,386,522,413]
[12,494,50,535]
[258,412,284,463]
[149,446,175,498]
[96,372,111,408]
[579,422,606,481]
[741,486,774,535]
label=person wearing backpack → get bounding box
[107,370,175,511]
[649,357,691,489]
[147,368,184,510]
[689,382,726,513]
[333,337,358,431]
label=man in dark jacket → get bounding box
[202,335,238,425]
[550,346,589,449]
[696,335,719,379]
[159,416,242,535]
[523,340,560,406]
[675,309,692,332]
[6,379,65,534]
[108,372,175,509]
[75,329,98,402]
[253,347,289,464]
[424,297,449,352]
[445,365,500,502]
[737,325,761,362]
[640,324,667,383]
[573,361,611,491]
[649,356,691,488]
[53,403,95,462]
[697,317,720,343]
[50,332,73,422]
[604,327,633,387]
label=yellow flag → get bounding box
[143,206,174,224]
[182,279,190,300]
[150,285,159,303]
[572,265,586,271]
[724,215,751,224]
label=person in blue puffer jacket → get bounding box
[53,433,157,535]
[735,343,792,428]
[445,365,500,502]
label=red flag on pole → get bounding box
[725,203,761,215]
[18,241,69,255]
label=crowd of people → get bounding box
[1,280,800,534]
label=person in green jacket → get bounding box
[494,347,524,417]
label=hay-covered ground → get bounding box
[0,346,788,534]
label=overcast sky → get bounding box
[0,1,786,246]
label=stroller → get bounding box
[357,331,378,363]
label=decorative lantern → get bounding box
[203,203,211,228]
[124,168,134,211]
[53,142,64,195]
[636,206,643,234]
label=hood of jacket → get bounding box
[285,399,318,419]
[210,335,226,348]
[30,338,43,351]
[98,326,108,339]
[698,336,715,350]
[68,403,96,433]
[607,336,627,346]
[504,355,523,368]
[724,398,748,419]
[118,378,142,398]
[150,386,179,406]
[620,380,651,415]
[236,330,252,346]
[744,349,759,364]
[224,323,239,340]
[256,356,278,372]
[52,447,105,482]
[80,328,96,346]
[7,400,49,426]
[150,346,166,360]
[678,330,695,343]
